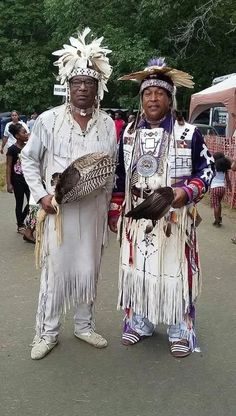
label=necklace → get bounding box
[70,104,95,117]
[136,128,170,177]
[145,114,166,126]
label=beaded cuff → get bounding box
[183,178,206,204]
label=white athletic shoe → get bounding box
[74,330,108,348]
[31,338,58,360]
[30,334,41,347]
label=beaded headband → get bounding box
[140,78,174,94]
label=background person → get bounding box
[114,111,125,143]
[23,194,39,244]
[6,123,30,234]
[27,112,38,133]
[210,152,232,227]
[127,113,136,124]
[1,110,29,154]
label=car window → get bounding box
[195,124,218,136]
[207,128,214,135]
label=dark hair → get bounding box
[173,110,185,125]
[213,152,225,161]
[8,122,24,138]
[215,156,231,172]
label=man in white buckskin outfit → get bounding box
[109,58,214,358]
[22,28,117,360]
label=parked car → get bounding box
[194,124,219,136]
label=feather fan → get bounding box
[125,187,174,220]
[54,152,116,204]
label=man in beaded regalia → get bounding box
[109,58,214,358]
[22,28,117,360]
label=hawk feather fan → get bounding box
[54,152,116,204]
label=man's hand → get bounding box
[0,148,4,155]
[40,195,56,214]
[7,184,13,193]
[108,215,119,233]
[172,187,188,208]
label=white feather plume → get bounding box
[52,27,112,87]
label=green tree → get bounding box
[1,0,235,113]
[44,0,236,111]
[0,0,58,113]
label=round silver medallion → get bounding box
[136,154,158,177]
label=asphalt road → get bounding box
[0,192,236,416]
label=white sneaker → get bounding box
[74,330,108,348]
[31,338,58,360]
[30,334,41,347]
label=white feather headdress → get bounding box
[52,27,112,100]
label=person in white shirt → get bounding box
[210,152,232,226]
[1,110,29,154]
[27,112,38,132]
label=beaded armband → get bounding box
[183,178,206,204]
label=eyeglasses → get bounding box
[70,79,96,88]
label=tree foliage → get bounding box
[0,0,57,113]
[0,0,235,114]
